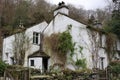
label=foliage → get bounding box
[13,0,31,28]
[0,60,7,76]
[46,69,93,80]
[0,0,54,30]
[104,0,120,39]
[75,58,86,69]
[74,46,86,69]
[58,30,74,54]
[109,61,120,74]
[103,5,119,62]
[105,18,120,39]
[0,0,110,33]
[44,25,74,54]
[68,45,87,70]
[105,33,117,62]
[44,25,74,64]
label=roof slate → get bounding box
[28,50,50,58]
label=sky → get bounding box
[46,0,111,10]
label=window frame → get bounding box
[33,32,39,45]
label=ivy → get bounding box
[75,58,86,69]
[44,25,75,64]
[58,30,74,54]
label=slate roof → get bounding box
[28,50,50,58]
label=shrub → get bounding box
[109,61,120,74]
[0,60,7,76]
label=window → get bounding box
[30,60,34,66]
[100,57,105,70]
[33,32,39,44]
[6,53,8,58]
[10,57,14,65]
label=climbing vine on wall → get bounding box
[44,25,74,64]
[69,45,87,70]
[58,29,74,54]
[106,33,117,62]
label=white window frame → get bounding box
[33,32,39,44]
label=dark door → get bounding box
[43,58,48,72]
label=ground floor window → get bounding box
[30,60,34,66]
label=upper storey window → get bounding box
[33,32,39,44]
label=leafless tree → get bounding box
[12,31,31,65]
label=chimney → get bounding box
[54,1,69,16]
[93,20,102,29]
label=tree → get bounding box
[0,0,15,27]
[68,4,87,24]
[13,0,32,28]
[12,30,31,65]
[104,0,120,39]
[32,0,54,23]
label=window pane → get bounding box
[36,36,38,44]
[36,33,38,36]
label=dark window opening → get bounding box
[100,57,105,70]
[10,57,14,65]
[30,60,34,66]
[6,53,8,58]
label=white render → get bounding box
[44,13,107,69]
[28,57,42,69]
[2,21,48,67]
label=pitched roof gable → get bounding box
[44,12,87,33]
[4,21,48,39]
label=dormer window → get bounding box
[33,32,39,44]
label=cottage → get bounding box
[2,2,120,71]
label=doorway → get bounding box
[43,58,48,72]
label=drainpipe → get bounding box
[40,32,43,52]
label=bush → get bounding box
[109,61,120,74]
[0,60,7,76]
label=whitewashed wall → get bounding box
[28,57,42,69]
[2,35,15,65]
[2,21,48,67]
[24,21,48,66]
[44,13,91,69]
[44,13,108,70]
